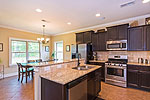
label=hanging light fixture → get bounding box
[37,25,50,44]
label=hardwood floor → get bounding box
[99,82,150,100]
[0,76,34,100]
[0,76,150,100]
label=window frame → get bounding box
[54,41,63,61]
[9,38,41,66]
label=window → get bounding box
[28,42,40,60]
[54,41,63,61]
[10,39,40,65]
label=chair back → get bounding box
[36,59,42,63]
[17,63,24,73]
[27,60,35,63]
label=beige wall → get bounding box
[0,27,51,68]
[50,33,76,60]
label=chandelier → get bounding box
[37,25,50,44]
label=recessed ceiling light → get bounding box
[36,9,42,12]
[142,0,150,3]
[67,22,71,25]
[96,13,101,17]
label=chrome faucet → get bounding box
[77,53,81,67]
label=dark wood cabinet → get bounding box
[145,25,150,50]
[128,27,144,51]
[76,32,84,44]
[107,24,128,40]
[128,25,150,51]
[140,71,150,89]
[76,31,94,44]
[118,24,128,40]
[92,31,107,51]
[92,33,99,51]
[89,62,105,81]
[127,65,150,91]
[87,68,101,100]
[84,31,92,43]
[107,27,118,40]
[98,32,107,51]
[127,69,139,87]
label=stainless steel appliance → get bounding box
[106,40,127,51]
[67,76,87,100]
[71,44,93,64]
[105,55,128,87]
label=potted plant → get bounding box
[51,52,55,60]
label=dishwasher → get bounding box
[67,75,87,100]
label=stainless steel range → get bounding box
[105,55,128,87]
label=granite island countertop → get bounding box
[24,59,84,67]
[40,64,101,85]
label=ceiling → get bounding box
[0,0,150,35]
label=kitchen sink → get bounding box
[72,65,94,70]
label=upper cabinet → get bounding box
[128,26,144,51]
[128,25,150,51]
[107,24,129,40]
[76,32,84,44]
[76,31,94,44]
[145,25,150,50]
[92,31,107,51]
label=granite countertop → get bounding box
[127,62,150,66]
[25,59,84,67]
[40,64,101,85]
[89,60,106,63]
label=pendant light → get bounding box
[37,25,50,44]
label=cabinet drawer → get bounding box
[127,65,139,70]
[139,66,150,71]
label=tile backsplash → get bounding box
[96,51,150,63]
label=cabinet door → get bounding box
[128,27,144,51]
[87,78,95,100]
[118,24,128,40]
[92,33,99,51]
[95,76,101,96]
[107,27,118,40]
[127,69,139,87]
[84,31,92,43]
[76,33,84,44]
[145,25,150,50]
[140,71,150,90]
[98,32,107,51]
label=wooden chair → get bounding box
[27,60,36,63]
[17,63,34,83]
[36,59,42,63]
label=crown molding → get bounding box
[53,14,150,36]
[0,25,51,36]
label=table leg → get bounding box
[26,68,27,83]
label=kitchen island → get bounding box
[32,59,102,100]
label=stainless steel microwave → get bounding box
[106,40,127,51]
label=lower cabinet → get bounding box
[89,62,105,81]
[87,69,101,100]
[127,65,150,91]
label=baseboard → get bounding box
[4,72,18,78]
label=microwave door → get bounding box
[107,43,121,50]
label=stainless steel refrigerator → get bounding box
[71,44,93,64]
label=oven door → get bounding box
[105,65,126,81]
